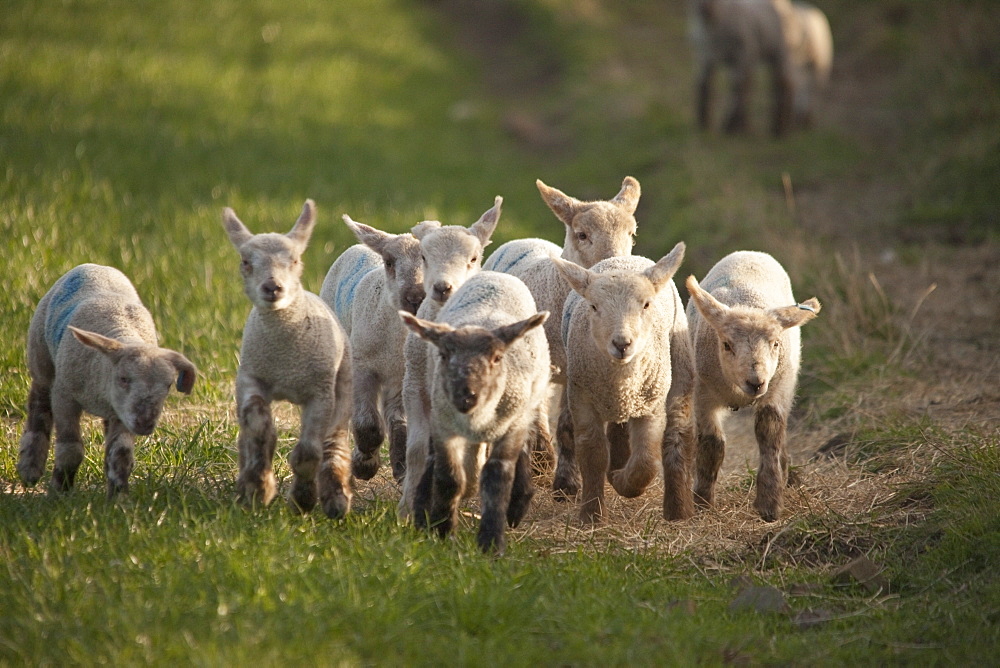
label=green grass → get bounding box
[2,0,998,663]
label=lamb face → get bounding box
[343,216,425,315]
[69,327,196,436]
[537,177,639,268]
[412,196,501,305]
[223,201,316,311]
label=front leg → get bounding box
[318,359,354,519]
[428,435,467,538]
[383,385,408,483]
[609,413,663,499]
[552,385,581,501]
[50,397,84,492]
[571,394,610,524]
[693,391,726,507]
[478,425,530,554]
[753,403,787,521]
[103,417,135,497]
[235,378,278,508]
[662,392,696,521]
[351,367,384,481]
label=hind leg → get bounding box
[235,385,278,508]
[318,360,354,519]
[17,382,54,487]
[551,386,581,500]
[384,385,407,483]
[351,368,384,481]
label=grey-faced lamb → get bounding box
[319,216,425,482]
[223,200,354,518]
[553,242,696,523]
[483,177,640,493]
[685,250,820,521]
[399,270,550,554]
[399,197,503,519]
[17,263,197,496]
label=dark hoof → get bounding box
[506,487,536,528]
[288,479,318,514]
[351,449,380,481]
[551,471,580,501]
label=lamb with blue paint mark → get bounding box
[399,270,550,554]
[223,200,354,518]
[483,176,640,493]
[553,243,696,523]
[685,250,820,521]
[399,197,503,519]
[319,216,425,482]
[17,264,197,496]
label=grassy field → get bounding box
[2,0,998,664]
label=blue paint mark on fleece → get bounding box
[44,267,87,353]
[561,291,583,346]
[488,245,535,274]
[333,251,380,324]
[444,279,504,318]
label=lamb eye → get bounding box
[471,255,478,264]
[643,301,650,310]
[577,232,588,241]
[385,259,395,270]
[492,353,503,365]
[722,341,733,353]
[590,304,597,312]
[118,376,130,388]
[772,340,780,350]
[420,254,427,264]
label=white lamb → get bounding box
[685,250,820,521]
[223,200,353,518]
[483,177,640,493]
[786,1,833,127]
[17,264,197,496]
[552,242,696,523]
[319,216,425,482]
[398,197,503,519]
[399,270,550,554]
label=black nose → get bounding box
[403,289,425,314]
[262,279,283,301]
[432,282,452,302]
[454,388,477,413]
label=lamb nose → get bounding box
[433,282,452,301]
[262,280,283,299]
[747,380,764,393]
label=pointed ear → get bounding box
[469,196,502,248]
[685,275,729,329]
[644,241,686,292]
[495,311,549,347]
[343,215,391,254]
[551,257,593,297]
[610,176,641,214]
[222,207,253,248]
[411,220,441,240]
[399,311,454,345]
[536,179,582,226]
[69,326,125,357]
[286,199,317,249]
[769,298,821,329]
[162,350,197,394]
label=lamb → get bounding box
[552,242,696,523]
[685,250,820,521]
[688,0,833,135]
[399,270,550,553]
[398,197,503,519]
[222,200,353,518]
[319,216,425,482]
[483,177,640,493]
[17,263,197,496]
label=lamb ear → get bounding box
[769,298,822,329]
[685,275,729,328]
[411,220,441,240]
[551,257,593,298]
[69,327,124,356]
[644,241,686,292]
[164,351,197,394]
[398,311,454,345]
[343,215,391,254]
[537,179,582,227]
[494,311,549,347]
[222,207,253,248]
[610,176,641,214]
[469,196,502,248]
[286,199,317,249]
